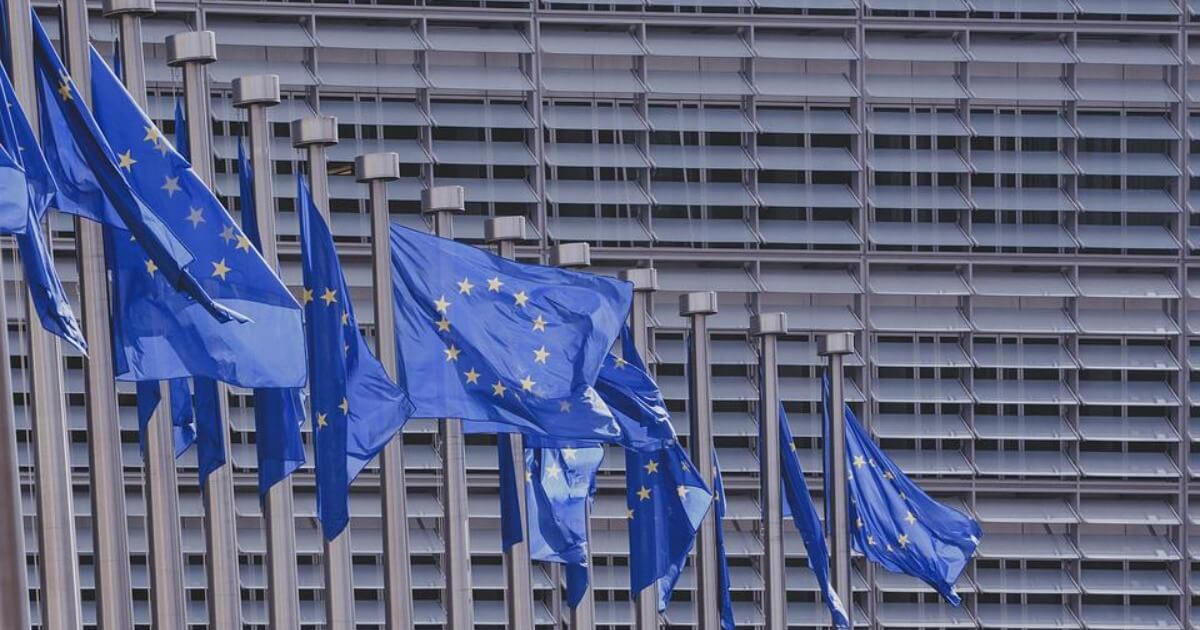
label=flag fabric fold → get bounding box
[823,374,981,604]
[299,174,411,538]
[83,42,305,389]
[522,446,603,607]
[135,379,195,458]
[389,225,631,443]
[712,452,735,630]
[192,376,227,489]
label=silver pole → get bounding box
[752,313,788,630]
[0,2,28,618]
[679,291,720,630]
[167,32,241,629]
[294,116,355,630]
[422,185,473,628]
[485,216,535,630]
[617,268,658,630]
[818,332,855,627]
[231,73,301,629]
[550,242,597,630]
[356,152,416,629]
[14,3,83,628]
[107,4,188,627]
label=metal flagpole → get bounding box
[818,332,854,627]
[103,4,189,627]
[617,267,658,629]
[752,313,788,630]
[356,151,416,629]
[679,291,720,630]
[232,73,301,629]
[422,185,474,628]
[484,216,535,629]
[166,32,241,628]
[11,3,83,628]
[550,242,596,630]
[293,115,356,630]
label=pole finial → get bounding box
[679,291,718,316]
[101,0,155,17]
[484,216,527,243]
[619,268,658,292]
[291,116,338,148]
[750,312,788,337]
[356,152,400,183]
[422,186,466,215]
[165,31,216,67]
[817,332,854,356]
[551,242,590,268]
[231,75,281,108]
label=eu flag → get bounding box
[0,64,31,234]
[823,375,981,604]
[192,377,227,489]
[712,452,735,630]
[389,225,630,443]
[779,403,850,627]
[173,98,188,164]
[299,174,411,537]
[86,45,306,389]
[522,446,603,607]
[135,379,194,457]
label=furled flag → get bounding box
[85,43,306,388]
[712,452,735,630]
[389,225,631,443]
[0,58,86,352]
[32,14,241,324]
[779,403,850,628]
[299,174,411,537]
[173,98,188,163]
[823,375,982,604]
[135,379,195,457]
[522,446,603,607]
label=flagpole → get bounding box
[231,73,302,629]
[167,33,242,628]
[485,216,535,630]
[10,4,84,628]
[679,291,720,630]
[752,313,788,629]
[0,252,25,630]
[617,267,659,629]
[550,242,596,630]
[104,4,192,626]
[818,332,855,627]
[357,151,417,629]
[293,115,356,630]
[422,185,474,628]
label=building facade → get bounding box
[15,0,1200,627]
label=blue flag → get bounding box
[389,225,631,443]
[823,375,981,604]
[0,66,32,234]
[135,379,195,457]
[300,173,411,537]
[523,446,603,607]
[779,403,850,627]
[192,377,227,488]
[33,18,243,326]
[84,45,305,388]
[173,98,188,163]
[712,452,735,630]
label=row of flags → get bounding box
[0,4,982,622]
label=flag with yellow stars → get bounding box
[32,17,241,325]
[522,446,603,607]
[779,403,849,628]
[388,224,631,443]
[712,452,735,630]
[299,175,412,539]
[825,375,981,605]
[77,44,305,388]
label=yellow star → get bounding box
[338,398,349,415]
[161,175,180,197]
[434,295,451,313]
[867,535,876,546]
[436,317,451,332]
[57,77,72,101]
[899,492,908,501]
[464,368,480,384]
[856,517,863,529]
[513,290,529,307]
[614,356,628,369]
[904,511,916,525]
[300,288,313,306]
[533,346,550,364]
[532,315,546,332]
[562,448,577,461]
[884,470,895,481]
[558,400,571,412]
[144,258,158,276]
[235,234,252,253]
[211,259,231,280]
[886,544,894,553]
[676,485,689,498]
[636,486,651,501]
[545,463,562,479]
[155,139,171,157]
[524,471,532,483]
[853,455,866,468]
[117,150,136,171]
[520,375,535,392]
[341,311,350,326]
[186,207,205,228]
[790,442,797,452]
[487,277,503,292]
[143,125,161,144]
[316,412,328,428]
[492,381,507,397]
[626,508,635,520]
[444,345,461,362]
[898,534,910,549]
[644,460,659,474]
[868,458,876,467]
[220,225,236,244]
[321,288,337,306]
[457,277,474,295]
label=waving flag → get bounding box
[523,446,603,607]
[135,379,194,457]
